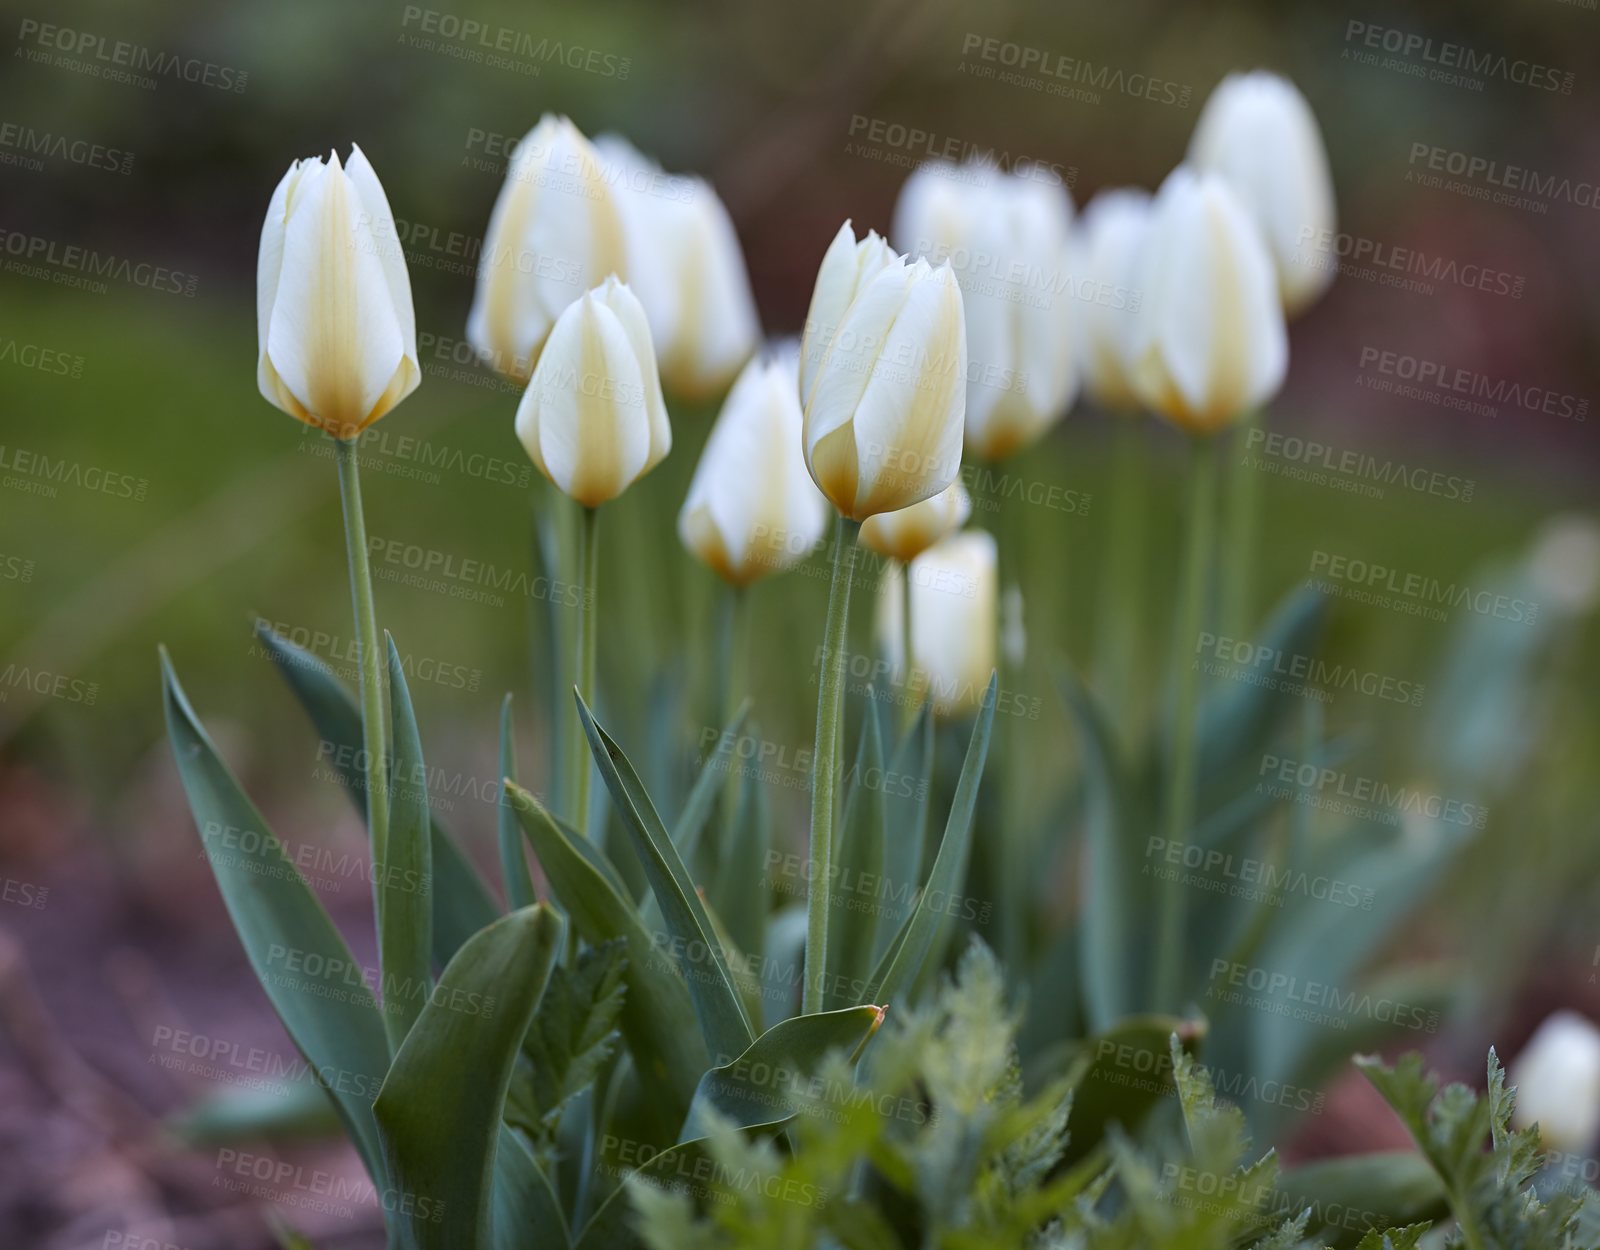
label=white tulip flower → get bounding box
[894,162,1077,459]
[798,221,896,406]
[596,135,760,399]
[800,226,967,520]
[514,277,671,507]
[257,145,419,437]
[467,116,627,380]
[859,480,971,564]
[1189,71,1337,316]
[878,529,998,718]
[1128,167,1287,435]
[1075,189,1153,413]
[1511,1012,1600,1153]
[678,351,828,584]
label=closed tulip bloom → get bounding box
[1075,189,1152,413]
[877,530,997,718]
[801,235,967,520]
[468,116,626,380]
[894,163,1076,459]
[596,136,760,399]
[859,480,971,564]
[1128,168,1287,435]
[514,277,671,507]
[798,221,896,407]
[1511,1012,1600,1153]
[1189,71,1337,316]
[678,352,827,584]
[257,145,420,437]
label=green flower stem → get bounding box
[569,503,600,837]
[1152,435,1219,1011]
[898,560,918,736]
[334,436,391,1005]
[717,581,750,859]
[805,513,859,1015]
[1096,416,1148,738]
[1220,407,1263,637]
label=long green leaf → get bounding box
[828,701,887,1009]
[1058,669,1142,1034]
[383,633,433,1048]
[711,768,769,959]
[878,703,933,959]
[679,1005,884,1142]
[505,780,706,1136]
[255,622,497,963]
[374,905,561,1250]
[576,693,756,1058]
[499,693,537,910]
[161,648,390,1179]
[865,674,997,1006]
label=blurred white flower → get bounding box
[257,145,419,437]
[678,351,827,584]
[1528,514,1600,616]
[514,277,670,507]
[895,162,1077,458]
[859,480,971,564]
[1511,1011,1600,1153]
[1189,71,1337,316]
[595,136,760,398]
[877,530,997,718]
[1129,167,1287,435]
[468,116,626,380]
[1074,189,1152,413]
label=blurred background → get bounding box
[1,0,1598,1245]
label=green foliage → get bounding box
[1356,1050,1599,1250]
[508,939,629,1147]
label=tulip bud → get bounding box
[801,227,967,521]
[467,116,627,380]
[894,163,1077,459]
[1128,168,1287,435]
[678,351,828,584]
[1189,72,1337,316]
[798,221,896,407]
[257,146,420,438]
[1511,1011,1600,1153]
[514,277,671,507]
[595,136,760,399]
[877,530,997,718]
[1075,189,1152,413]
[859,480,971,564]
